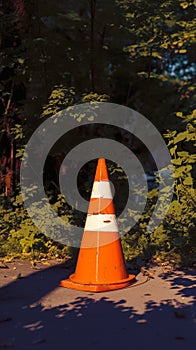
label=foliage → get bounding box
[121,109,196,267]
[41,86,77,118]
[0,193,71,260]
[81,93,110,103]
[0,0,195,266]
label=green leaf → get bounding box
[172,158,183,165]
[179,49,187,54]
[177,151,189,157]
[183,177,193,185]
[170,145,177,156]
[18,58,25,65]
[152,52,162,59]
[173,132,187,144]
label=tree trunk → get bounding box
[90,0,96,92]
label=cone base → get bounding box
[59,274,136,292]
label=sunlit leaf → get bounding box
[183,177,193,185]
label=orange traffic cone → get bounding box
[60,158,135,292]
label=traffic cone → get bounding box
[60,158,135,292]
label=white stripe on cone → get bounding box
[84,214,118,232]
[91,181,113,199]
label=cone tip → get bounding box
[95,158,108,181]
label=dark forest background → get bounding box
[0,0,195,267]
